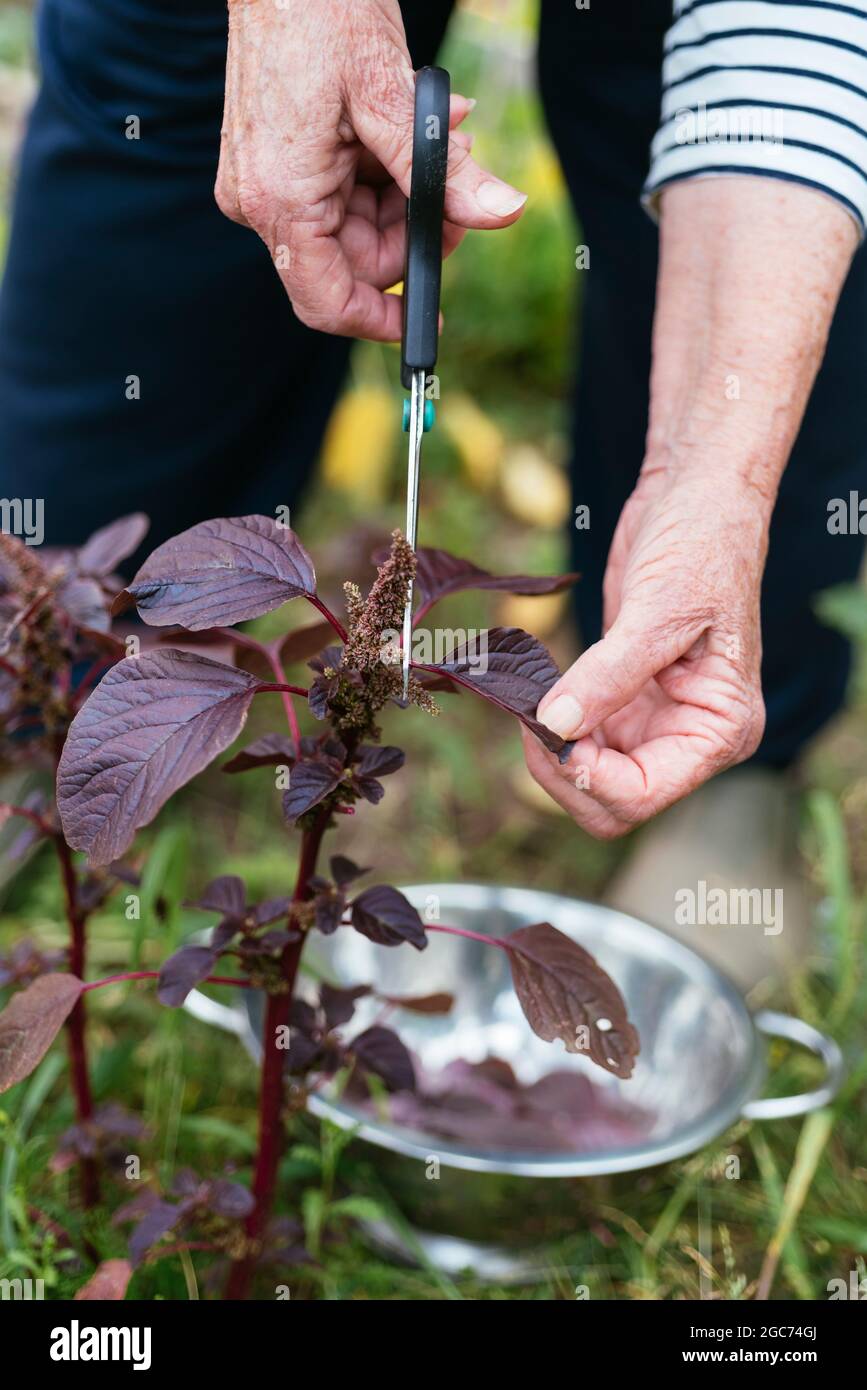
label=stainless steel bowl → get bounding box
[187,884,843,1278]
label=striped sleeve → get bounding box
[643,0,867,235]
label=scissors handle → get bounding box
[400,66,450,392]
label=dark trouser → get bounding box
[0,1,864,767]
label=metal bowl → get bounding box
[187,884,843,1278]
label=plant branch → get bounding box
[308,594,348,643]
[2,803,51,835]
[81,971,254,993]
[338,915,509,953]
[213,627,268,656]
[256,682,310,699]
[266,650,301,753]
[225,805,331,1300]
[53,831,99,1210]
[425,922,510,950]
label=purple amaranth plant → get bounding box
[0,514,639,1299]
[0,515,149,1208]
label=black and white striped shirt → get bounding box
[644,0,867,233]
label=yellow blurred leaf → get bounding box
[440,393,504,492]
[500,445,571,528]
[321,386,396,504]
[499,590,569,637]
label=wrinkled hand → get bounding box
[216,0,526,339]
[525,467,768,838]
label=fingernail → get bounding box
[464,97,477,112]
[541,693,583,739]
[477,181,527,217]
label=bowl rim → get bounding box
[305,882,766,1177]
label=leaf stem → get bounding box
[426,922,509,951]
[80,971,254,993]
[308,594,348,643]
[256,682,310,699]
[266,651,302,754]
[53,831,99,1210]
[2,803,51,835]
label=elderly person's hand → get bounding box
[216,0,526,339]
[526,178,858,837]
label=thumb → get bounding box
[538,618,671,742]
[349,74,527,230]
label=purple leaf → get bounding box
[253,897,293,926]
[422,626,570,756]
[374,544,577,611]
[308,645,344,674]
[354,745,405,779]
[0,974,85,1094]
[286,1030,322,1073]
[351,1026,415,1093]
[209,1180,255,1220]
[281,757,343,823]
[128,1198,185,1267]
[379,991,454,1015]
[307,673,336,721]
[78,513,150,576]
[57,650,261,865]
[222,734,295,775]
[505,922,639,1080]
[289,999,318,1034]
[330,856,369,889]
[195,875,247,918]
[114,515,316,630]
[320,983,371,1030]
[157,945,220,1008]
[350,885,427,951]
[353,777,384,805]
[56,576,111,633]
[313,889,344,937]
[262,929,299,954]
[278,621,334,666]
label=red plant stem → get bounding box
[214,627,267,655]
[266,650,301,753]
[18,587,51,627]
[337,916,509,953]
[308,594,348,643]
[225,806,330,1300]
[54,832,99,1209]
[81,971,253,993]
[425,922,510,951]
[256,681,309,699]
[4,803,51,834]
[411,597,435,628]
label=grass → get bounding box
[1,0,866,1301]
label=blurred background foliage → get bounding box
[0,0,866,1303]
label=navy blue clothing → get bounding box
[0,0,864,767]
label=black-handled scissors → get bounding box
[400,65,450,698]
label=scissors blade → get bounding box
[402,368,426,700]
